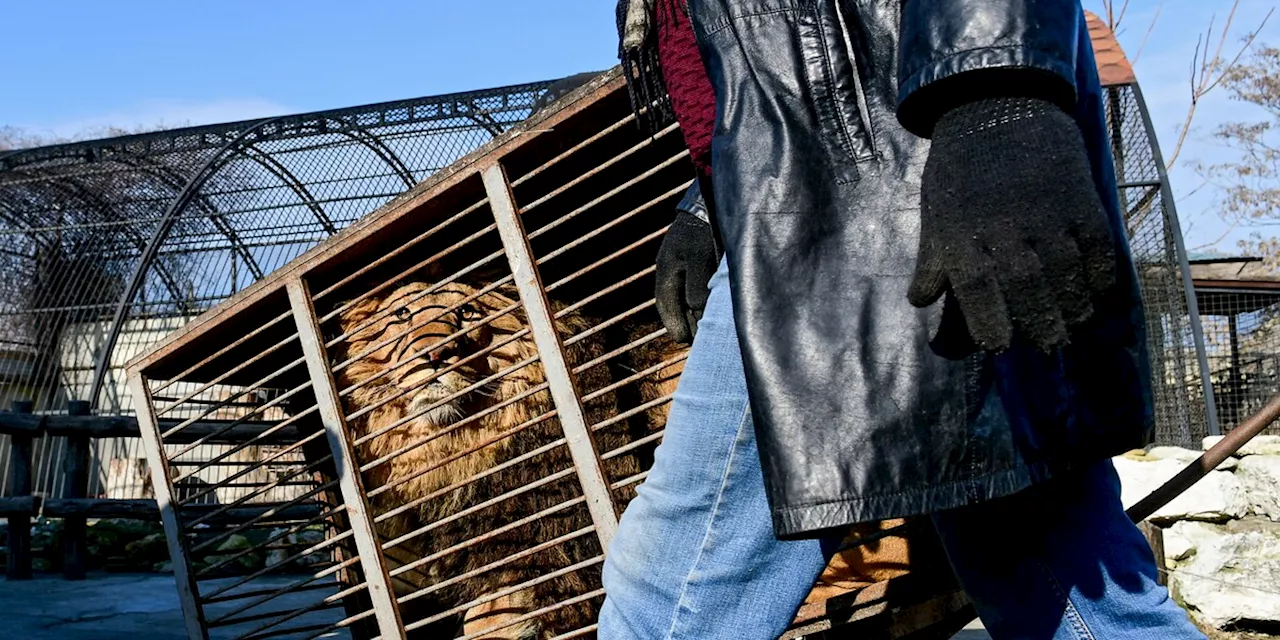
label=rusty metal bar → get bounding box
[189,485,338,555]
[173,420,326,497]
[164,380,312,457]
[193,503,345,575]
[556,267,657,325]
[354,364,546,455]
[594,397,674,434]
[519,122,680,215]
[403,557,604,632]
[549,624,599,640]
[326,273,516,364]
[393,526,594,602]
[311,197,490,302]
[382,467,578,551]
[202,537,358,603]
[204,559,363,627]
[484,162,620,547]
[456,589,606,640]
[1128,393,1280,522]
[153,334,300,417]
[390,496,587,596]
[599,429,666,460]
[368,411,560,505]
[546,227,668,296]
[564,300,657,350]
[611,471,649,491]
[149,311,295,398]
[508,111,638,188]
[531,181,688,259]
[319,231,504,325]
[128,373,209,640]
[288,277,407,640]
[296,609,378,640]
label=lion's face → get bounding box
[338,281,531,426]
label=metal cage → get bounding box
[0,79,558,501]
[124,70,970,640]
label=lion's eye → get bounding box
[459,304,483,321]
[394,307,412,322]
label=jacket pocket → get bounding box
[797,0,878,174]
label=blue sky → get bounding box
[1,0,1277,252]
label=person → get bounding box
[596,0,1209,638]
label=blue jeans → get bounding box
[598,259,1203,639]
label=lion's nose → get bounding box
[426,339,461,366]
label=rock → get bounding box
[1114,456,1248,523]
[1129,446,1236,470]
[1203,435,1280,457]
[203,534,263,574]
[1163,521,1225,563]
[152,560,173,573]
[1237,456,1280,521]
[1173,526,1280,631]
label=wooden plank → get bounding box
[129,373,210,640]
[0,413,302,444]
[0,496,39,517]
[288,277,406,640]
[6,400,34,580]
[1139,521,1168,586]
[62,400,92,580]
[481,163,620,547]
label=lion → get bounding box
[333,279,685,639]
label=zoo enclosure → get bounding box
[0,77,562,504]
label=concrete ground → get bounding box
[0,574,993,639]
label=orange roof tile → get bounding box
[1085,10,1137,87]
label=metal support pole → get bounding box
[62,399,92,580]
[1131,84,1220,438]
[6,400,34,580]
[481,163,620,548]
[129,374,209,640]
[287,278,407,640]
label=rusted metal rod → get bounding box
[1127,393,1280,523]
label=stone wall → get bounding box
[1115,437,1280,633]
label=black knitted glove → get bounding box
[656,185,720,344]
[909,97,1119,357]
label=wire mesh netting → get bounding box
[1193,271,1280,436]
[0,78,563,500]
[1104,82,1217,446]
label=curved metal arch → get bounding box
[106,152,267,282]
[40,174,191,306]
[0,175,188,310]
[88,118,284,410]
[328,124,417,188]
[237,144,337,237]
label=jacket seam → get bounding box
[897,44,1077,108]
[772,463,1028,513]
[699,6,807,37]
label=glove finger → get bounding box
[950,258,1013,353]
[656,270,694,345]
[928,289,980,360]
[1000,249,1068,352]
[1036,235,1094,327]
[1073,201,1119,296]
[908,240,948,308]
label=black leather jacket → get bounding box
[685,0,1153,538]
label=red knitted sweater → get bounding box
[655,0,716,179]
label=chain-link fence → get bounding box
[1191,258,1280,436]
[0,77,567,500]
[1104,82,1218,447]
